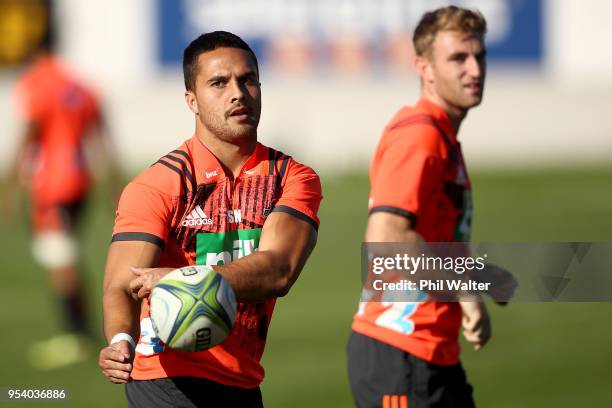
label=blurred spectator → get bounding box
[1,33,122,369]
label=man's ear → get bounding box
[414,55,434,85]
[185,91,199,115]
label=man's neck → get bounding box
[197,130,257,179]
[421,92,467,135]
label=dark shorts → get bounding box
[347,331,475,408]
[31,199,86,233]
[125,377,264,408]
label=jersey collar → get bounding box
[416,98,458,142]
[188,135,267,183]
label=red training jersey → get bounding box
[352,98,472,366]
[112,136,322,388]
[14,55,100,205]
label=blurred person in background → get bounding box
[1,29,122,370]
[347,6,511,407]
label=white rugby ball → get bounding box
[149,266,237,352]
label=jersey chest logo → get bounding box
[196,229,262,266]
[174,175,278,253]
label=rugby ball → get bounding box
[149,266,237,352]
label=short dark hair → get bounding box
[183,31,259,91]
[38,0,56,53]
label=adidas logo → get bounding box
[182,206,213,227]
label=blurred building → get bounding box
[1,0,611,173]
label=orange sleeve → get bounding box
[14,78,46,122]
[273,159,322,230]
[368,125,445,225]
[111,181,175,248]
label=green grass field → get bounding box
[1,166,611,407]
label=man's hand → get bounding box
[129,267,174,299]
[98,340,133,384]
[460,300,491,351]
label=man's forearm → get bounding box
[214,249,301,303]
[102,240,162,342]
[366,213,476,298]
[103,287,141,343]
